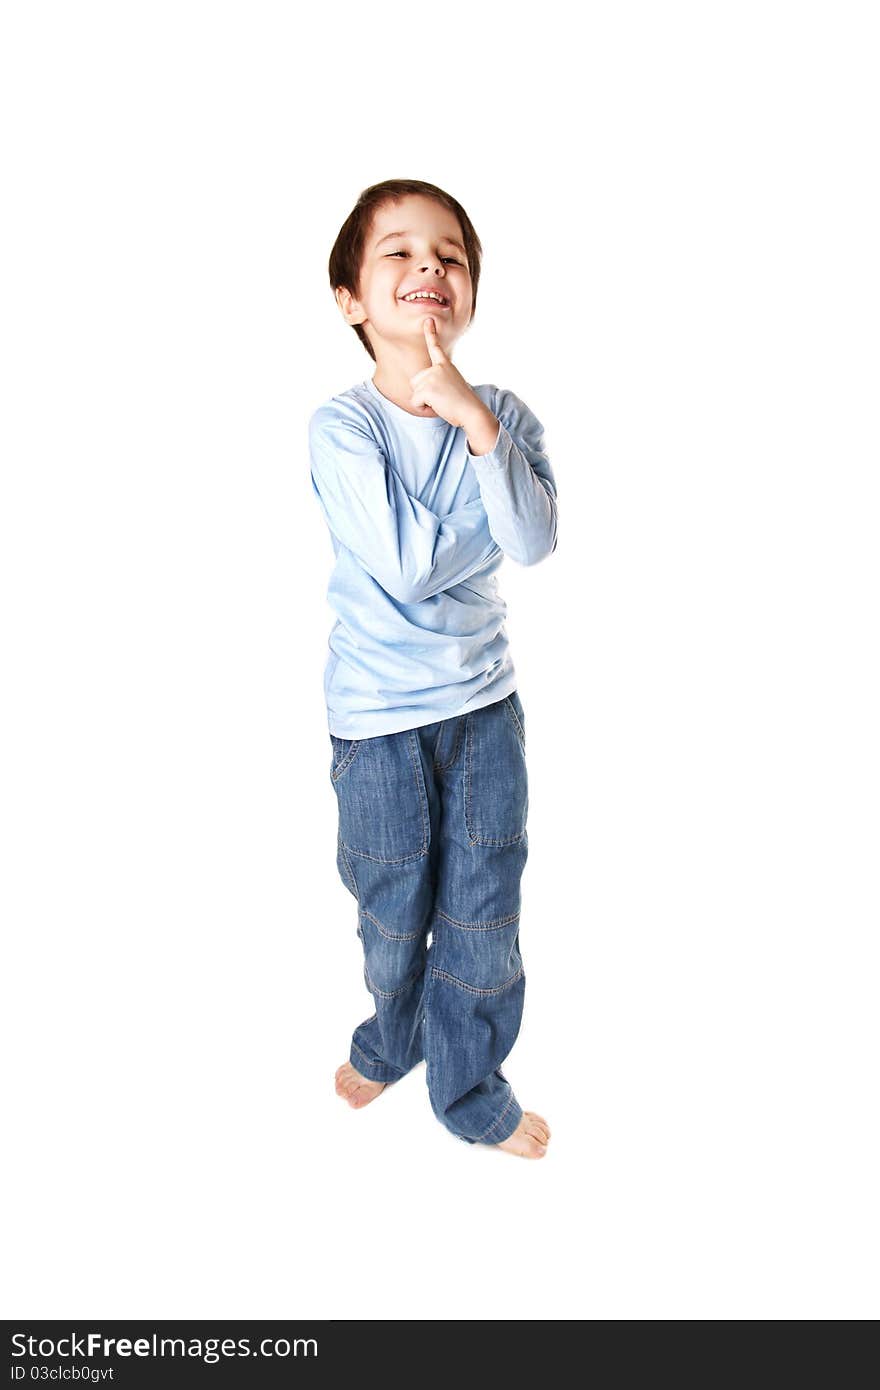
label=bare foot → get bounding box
[495,1111,551,1158]
[335,1061,387,1109]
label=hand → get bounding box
[408,318,483,427]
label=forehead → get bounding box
[370,197,464,251]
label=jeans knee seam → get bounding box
[430,964,524,997]
[435,907,520,932]
[365,964,424,1001]
[361,905,422,942]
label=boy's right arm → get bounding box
[309,407,499,604]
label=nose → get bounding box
[418,258,446,275]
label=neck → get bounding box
[370,340,445,418]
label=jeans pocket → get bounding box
[503,690,526,748]
[330,733,361,780]
[464,696,528,846]
[333,729,430,863]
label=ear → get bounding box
[335,286,366,325]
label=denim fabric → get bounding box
[328,689,529,1145]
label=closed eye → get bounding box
[387,251,461,264]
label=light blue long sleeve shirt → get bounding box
[309,376,558,738]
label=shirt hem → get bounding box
[328,672,519,740]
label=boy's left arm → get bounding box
[461,387,559,567]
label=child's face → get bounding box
[338,195,473,357]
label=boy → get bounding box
[309,179,558,1158]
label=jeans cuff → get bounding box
[474,1092,523,1146]
[350,1041,403,1085]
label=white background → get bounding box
[2,0,877,1320]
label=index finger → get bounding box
[423,315,444,360]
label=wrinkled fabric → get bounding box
[330,688,530,1145]
[309,377,558,739]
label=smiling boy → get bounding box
[309,179,558,1158]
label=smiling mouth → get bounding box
[399,295,451,309]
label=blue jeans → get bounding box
[328,689,529,1145]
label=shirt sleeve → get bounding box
[309,405,501,605]
[465,387,559,566]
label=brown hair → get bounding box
[328,178,483,362]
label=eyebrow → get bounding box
[374,230,466,254]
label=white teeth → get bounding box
[402,291,447,304]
